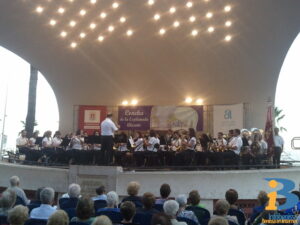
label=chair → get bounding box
[24,219,47,225]
[96,210,122,223]
[59,198,79,210]
[0,215,8,225]
[154,204,164,212]
[133,212,153,225]
[177,217,198,225]
[228,208,246,225]
[186,206,210,225]
[14,196,26,206]
[94,200,107,212]
[63,208,76,220]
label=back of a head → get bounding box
[120,201,136,221]
[96,186,106,195]
[215,200,230,216]
[40,187,55,205]
[7,205,28,225]
[257,191,269,206]
[225,189,238,205]
[188,190,200,206]
[176,194,187,208]
[127,181,140,196]
[163,200,179,218]
[92,215,112,225]
[68,183,81,198]
[142,192,156,210]
[76,197,95,220]
[106,191,119,207]
[208,217,229,225]
[160,184,171,199]
[0,189,17,209]
[47,210,69,225]
[151,213,172,225]
[9,176,20,187]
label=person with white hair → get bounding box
[213,200,238,225]
[163,200,187,225]
[30,187,56,220]
[8,176,30,205]
[0,189,17,216]
[176,195,199,225]
[98,191,120,213]
[59,183,81,209]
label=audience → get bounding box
[175,194,199,224]
[71,197,95,225]
[7,205,28,225]
[98,191,120,213]
[92,215,113,225]
[225,189,246,225]
[213,200,238,225]
[187,190,204,209]
[60,183,81,209]
[208,217,229,225]
[118,201,136,225]
[137,192,159,215]
[163,200,187,225]
[30,187,56,220]
[93,186,107,201]
[249,191,269,224]
[151,213,172,225]
[8,176,30,205]
[122,182,142,208]
[47,210,69,225]
[0,189,17,216]
[156,184,171,205]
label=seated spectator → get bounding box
[156,184,171,205]
[285,190,300,214]
[92,215,113,225]
[225,189,246,225]
[93,186,107,201]
[98,191,120,213]
[208,217,229,225]
[118,201,137,225]
[60,183,81,209]
[7,205,28,225]
[137,192,159,215]
[249,191,269,224]
[0,189,17,216]
[151,213,172,225]
[71,197,95,225]
[122,182,142,208]
[47,210,69,225]
[187,190,205,209]
[30,187,56,220]
[8,176,30,205]
[175,194,199,225]
[163,200,187,225]
[213,200,238,225]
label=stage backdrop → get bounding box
[213,103,244,137]
[78,105,107,135]
[118,105,203,131]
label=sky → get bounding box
[0,46,59,151]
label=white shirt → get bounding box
[70,136,82,150]
[30,204,56,220]
[16,137,28,146]
[171,138,182,151]
[274,135,284,148]
[42,137,53,148]
[118,143,128,152]
[101,118,118,136]
[29,137,36,145]
[188,137,197,150]
[135,138,144,152]
[229,136,243,155]
[53,137,62,147]
[147,137,159,152]
[217,138,227,146]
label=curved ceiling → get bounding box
[0,0,299,131]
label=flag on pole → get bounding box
[264,105,274,157]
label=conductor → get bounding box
[101,113,119,165]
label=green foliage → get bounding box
[274,107,287,132]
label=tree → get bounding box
[274,106,287,132]
[25,65,38,137]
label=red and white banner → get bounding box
[78,105,107,135]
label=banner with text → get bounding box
[78,105,107,135]
[118,106,152,130]
[213,103,244,137]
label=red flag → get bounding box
[264,105,274,157]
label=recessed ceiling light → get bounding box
[206,12,213,18]
[189,16,196,22]
[225,35,232,41]
[186,2,193,8]
[224,5,231,12]
[131,99,138,105]
[70,42,77,48]
[148,0,155,5]
[90,23,96,29]
[60,31,67,37]
[98,35,104,42]
[90,0,97,4]
[169,7,176,14]
[112,2,119,9]
[173,21,180,27]
[185,97,193,103]
[49,19,56,26]
[79,32,86,38]
[108,25,115,32]
[69,20,76,27]
[159,28,166,35]
[207,26,215,33]
[79,9,86,16]
[225,20,232,27]
[154,14,160,20]
[36,6,44,13]
[191,29,198,36]
[120,17,126,23]
[122,100,129,105]
[100,12,107,18]
[126,29,133,36]
[58,7,65,14]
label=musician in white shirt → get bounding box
[16,130,29,148]
[216,132,227,147]
[146,130,160,152]
[133,132,145,167]
[29,131,40,148]
[53,131,63,148]
[42,131,53,148]
[273,127,284,168]
[100,113,119,165]
[226,129,243,165]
